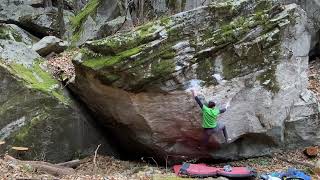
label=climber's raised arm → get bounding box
[219,108,226,113]
[219,100,230,113]
[191,89,203,109]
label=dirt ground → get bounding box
[0,148,319,180]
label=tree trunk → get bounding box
[56,159,81,168]
[44,0,53,8]
[138,0,144,24]
[4,155,75,177]
[57,0,65,38]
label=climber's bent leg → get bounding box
[201,128,215,145]
[214,123,229,143]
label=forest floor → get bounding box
[0,149,319,180]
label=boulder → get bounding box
[0,39,116,162]
[70,0,218,46]
[150,0,215,15]
[71,0,320,161]
[280,0,320,45]
[32,36,69,56]
[0,1,73,37]
[70,0,132,46]
[0,0,44,7]
[0,40,41,64]
[65,0,89,11]
[0,23,39,46]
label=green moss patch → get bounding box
[71,0,103,43]
[83,47,142,69]
[202,7,276,48]
[257,64,280,94]
[196,58,215,85]
[1,60,69,104]
[86,15,175,55]
[151,59,175,77]
[86,26,160,54]
[76,0,296,92]
[14,114,44,143]
[0,25,23,42]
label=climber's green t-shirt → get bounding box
[202,105,220,128]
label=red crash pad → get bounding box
[173,163,256,178]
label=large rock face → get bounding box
[281,0,320,45]
[71,0,320,161]
[70,0,130,46]
[150,0,214,15]
[0,39,116,162]
[0,23,39,46]
[0,0,73,37]
[70,0,217,46]
[65,0,89,11]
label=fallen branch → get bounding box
[93,144,101,172]
[4,155,75,177]
[141,157,158,167]
[56,159,80,168]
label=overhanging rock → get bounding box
[71,0,320,161]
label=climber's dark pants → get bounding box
[202,123,228,145]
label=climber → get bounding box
[191,89,231,146]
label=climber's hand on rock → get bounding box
[191,89,196,97]
[225,101,230,109]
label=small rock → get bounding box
[303,146,318,158]
[32,36,69,56]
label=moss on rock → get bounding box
[14,114,44,143]
[83,47,142,69]
[75,0,296,92]
[71,0,103,43]
[0,25,23,42]
[257,64,280,94]
[196,58,215,85]
[0,58,112,162]
[1,59,69,104]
